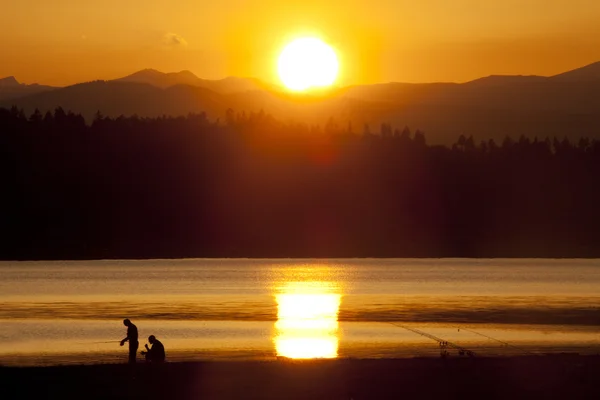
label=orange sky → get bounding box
[2,0,600,86]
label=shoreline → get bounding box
[2,355,599,399]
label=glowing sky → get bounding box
[2,0,600,86]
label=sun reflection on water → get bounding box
[274,281,341,359]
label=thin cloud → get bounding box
[163,33,188,48]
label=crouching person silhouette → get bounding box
[141,335,166,363]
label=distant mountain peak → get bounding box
[175,70,199,78]
[0,76,56,102]
[113,69,262,94]
[122,69,200,80]
[115,69,202,89]
[127,69,163,77]
[550,61,600,82]
[0,76,20,87]
[465,74,546,86]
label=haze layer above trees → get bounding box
[2,61,600,145]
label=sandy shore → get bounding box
[2,355,599,399]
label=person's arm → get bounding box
[141,343,152,356]
[120,334,130,346]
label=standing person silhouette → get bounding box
[120,319,139,364]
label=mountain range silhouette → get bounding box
[115,69,265,93]
[0,76,55,101]
[2,61,600,144]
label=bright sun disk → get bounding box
[278,37,339,91]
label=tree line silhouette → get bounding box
[2,106,600,259]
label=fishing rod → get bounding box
[388,322,476,357]
[456,326,536,356]
[77,340,122,345]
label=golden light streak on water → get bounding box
[274,281,341,359]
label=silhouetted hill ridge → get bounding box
[115,69,263,94]
[0,76,55,101]
[550,61,600,82]
[116,69,202,88]
[3,61,600,143]
[0,76,19,87]
[2,80,226,121]
[464,75,547,86]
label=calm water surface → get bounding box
[1,259,599,365]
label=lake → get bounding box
[1,259,599,366]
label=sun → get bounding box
[277,37,339,92]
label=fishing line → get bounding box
[456,326,536,356]
[387,322,476,357]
